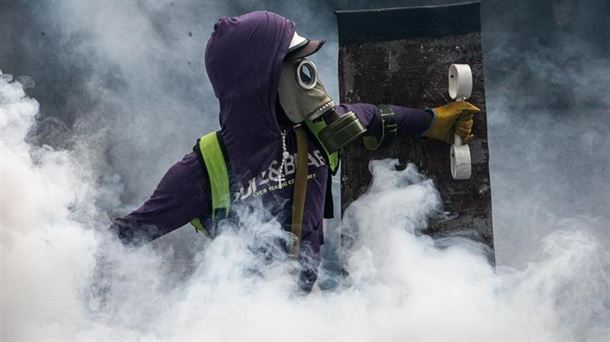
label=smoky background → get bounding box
[0,0,608,271]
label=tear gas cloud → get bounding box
[2,73,607,339]
[1,0,609,340]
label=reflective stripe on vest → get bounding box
[190,131,230,236]
[190,128,340,236]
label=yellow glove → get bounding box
[423,101,480,144]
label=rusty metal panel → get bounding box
[336,2,494,254]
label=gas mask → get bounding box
[278,58,367,153]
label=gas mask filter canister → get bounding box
[278,59,366,153]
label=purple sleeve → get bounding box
[110,152,210,246]
[336,103,433,136]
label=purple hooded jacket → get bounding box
[112,11,432,289]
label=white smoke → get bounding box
[1,71,98,338]
[2,72,608,340]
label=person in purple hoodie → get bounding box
[110,11,479,292]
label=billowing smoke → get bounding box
[481,0,610,266]
[2,72,608,340]
[1,0,609,340]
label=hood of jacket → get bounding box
[205,11,295,184]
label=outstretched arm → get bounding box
[109,152,210,246]
[336,103,433,137]
[337,102,478,146]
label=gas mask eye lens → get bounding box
[300,68,312,83]
[296,60,318,90]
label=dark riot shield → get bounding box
[336,1,494,258]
